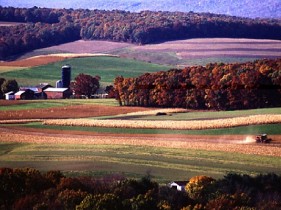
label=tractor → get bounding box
[256,134,272,143]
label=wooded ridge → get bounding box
[1,7,281,60]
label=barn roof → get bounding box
[14,91,26,96]
[4,91,14,95]
[44,88,68,92]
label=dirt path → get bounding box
[1,126,281,157]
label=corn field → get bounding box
[43,114,281,130]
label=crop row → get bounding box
[43,114,281,130]
[0,119,42,124]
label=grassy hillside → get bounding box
[1,0,280,18]
[1,142,281,182]
[0,56,172,86]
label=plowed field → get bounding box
[0,103,153,120]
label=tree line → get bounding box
[114,58,281,110]
[1,6,281,59]
[1,167,281,209]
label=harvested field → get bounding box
[5,38,281,67]
[37,40,133,54]
[0,53,117,67]
[0,104,155,120]
[0,21,24,26]
[1,126,281,157]
[43,114,281,130]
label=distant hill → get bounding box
[1,0,281,19]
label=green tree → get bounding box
[0,78,6,99]
[1,79,19,94]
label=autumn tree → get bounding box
[71,73,100,98]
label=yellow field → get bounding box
[0,66,27,73]
[43,114,281,130]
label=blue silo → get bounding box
[61,65,71,88]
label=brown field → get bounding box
[0,53,117,67]
[0,21,25,26]
[0,104,154,120]
[3,38,280,67]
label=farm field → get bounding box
[0,37,281,181]
[1,141,281,183]
[1,99,281,181]
[0,56,172,86]
[5,38,281,66]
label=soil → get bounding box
[0,104,155,120]
[0,56,67,67]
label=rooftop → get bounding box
[44,88,69,92]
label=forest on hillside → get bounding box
[1,168,281,210]
[1,6,281,59]
[114,58,281,110]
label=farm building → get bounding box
[168,181,189,191]
[4,91,15,100]
[15,89,35,100]
[44,87,72,99]
[20,83,52,99]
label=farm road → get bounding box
[1,126,281,157]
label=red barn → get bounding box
[44,88,72,99]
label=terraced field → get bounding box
[0,100,280,181]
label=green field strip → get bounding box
[112,107,281,121]
[0,99,118,111]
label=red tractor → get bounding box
[256,134,272,143]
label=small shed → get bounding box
[44,87,71,99]
[169,181,189,191]
[15,89,35,100]
[5,91,15,100]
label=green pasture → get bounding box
[112,48,261,66]
[0,99,118,111]
[105,107,281,120]
[20,122,281,135]
[0,142,281,183]
[0,56,172,86]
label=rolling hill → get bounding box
[1,0,281,19]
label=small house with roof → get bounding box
[168,181,189,191]
[5,91,15,100]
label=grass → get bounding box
[0,99,118,111]
[113,48,262,66]
[1,142,281,183]
[20,122,281,135]
[0,56,172,86]
[122,107,281,121]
